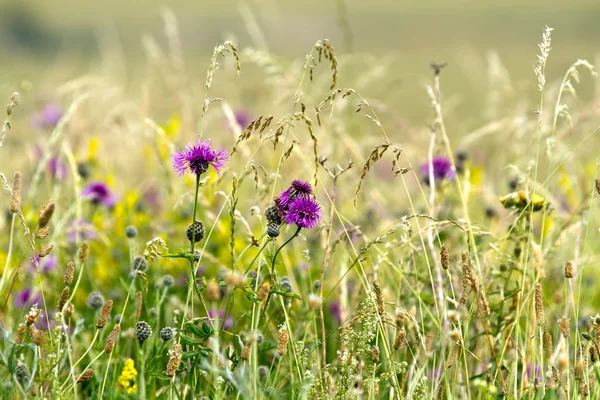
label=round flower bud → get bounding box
[162,275,175,287]
[86,291,105,311]
[267,223,280,238]
[125,225,138,239]
[135,321,152,344]
[258,365,269,382]
[160,327,174,342]
[132,256,148,272]
[265,206,282,225]
[186,221,205,243]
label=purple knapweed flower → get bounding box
[66,219,97,243]
[233,109,252,129]
[13,288,42,309]
[328,301,342,323]
[29,254,58,274]
[48,157,68,179]
[421,156,455,183]
[284,197,322,229]
[277,180,314,211]
[82,182,117,207]
[208,309,233,330]
[31,104,63,130]
[172,139,228,176]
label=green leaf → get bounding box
[179,334,205,346]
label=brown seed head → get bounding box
[440,245,449,270]
[241,337,253,361]
[257,282,270,301]
[535,283,545,327]
[10,171,21,213]
[96,300,113,329]
[595,178,600,196]
[135,291,143,320]
[38,200,55,228]
[104,324,121,353]
[36,226,50,240]
[394,327,407,350]
[544,332,553,360]
[565,261,574,279]
[560,317,570,337]
[28,324,44,346]
[446,343,458,368]
[76,368,95,383]
[373,281,384,314]
[206,279,221,301]
[64,303,75,318]
[64,262,75,286]
[166,343,183,377]
[371,345,380,362]
[16,323,26,344]
[39,244,54,258]
[277,327,289,356]
[57,286,70,312]
[79,241,89,262]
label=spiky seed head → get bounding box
[38,200,55,228]
[136,321,152,344]
[186,221,205,243]
[162,275,175,287]
[132,256,148,272]
[160,327,174,342]
[267,223,280,238]
[258,366,269,381]
[104,324,121,353]
[15,360,30,386]
[265,206,282,225]
[86,291,105,311]
[125,225,138,239]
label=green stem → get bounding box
[259,226,301,325]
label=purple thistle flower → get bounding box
[284,197,322,229]
[66,219,97,243]
[82,182,117,207]
[31,104,63,130]
[328,301,342,323]
[208,309,233,330]
[421,156,455,183]
[278,180,314,211]
[172,139,228,176]
[13,288,42,309]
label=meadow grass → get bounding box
[0,13,600,400]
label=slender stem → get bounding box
[259,226,301,325]
[0,213,16,294]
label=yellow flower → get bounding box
[118,359,138,394]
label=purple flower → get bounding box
[172,139,228,176]
[48,158,68,179]
[328,301,342,323]
[66,219,97,243]
[421,156,455,183]
[278,180,314,211]
[284,197,322,229]
[29,254,57,274]
[31,104,63,130]
[13,288,41,309]
[208,309,233,330]
[82,182,117,207]
[233,109,252,129]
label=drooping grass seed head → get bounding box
[135,321,152,344]
[132,256,148,272]
[160,327,174,342]
[172,139,228,176]
[86,291,105,311]
[125,225,138,239]
[186,221,205,243]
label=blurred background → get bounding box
[2,0,599,77]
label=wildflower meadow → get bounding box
[1,3,600,399]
